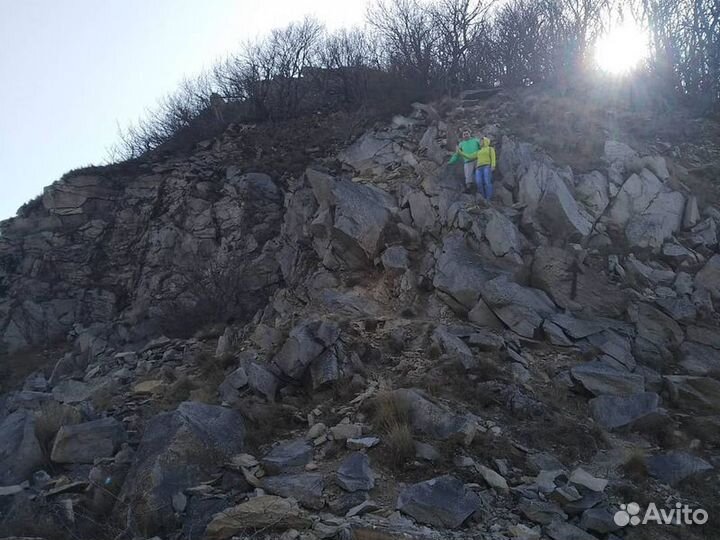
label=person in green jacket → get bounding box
[455,130,481,192]
[475,136,496,200]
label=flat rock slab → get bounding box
[396,475,481,529]
[336,452,375,492]
[589,392,660,430]
[51,417,126,463]
[262,473,325,510]
[571,363,644,396]
[645,452,713,485]
[545,520,596,540]
[205,495,312,539]
[262,439,313,474]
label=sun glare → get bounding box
[594,23,649,75]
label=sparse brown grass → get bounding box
[370,391,415,470]
[384,421,415,468]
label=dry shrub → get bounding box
[371,390,410,432]
[370,391,415,470]
[384,421,415,469]
[622,449,649,482]
[34,401,82,461]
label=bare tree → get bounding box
[367,0,440,89]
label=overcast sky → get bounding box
[0,0,369,220]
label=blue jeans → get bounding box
[475,165,493,199]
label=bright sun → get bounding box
[594,23,650,75]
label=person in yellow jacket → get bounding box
[475,137,496,200]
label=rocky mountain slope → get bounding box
[1,90,720,540]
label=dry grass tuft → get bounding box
[384,421,416,468]
[34,401,82,461]
[371,390,410,433]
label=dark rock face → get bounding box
[50,417,127,463]
[396,475,482,528]
[261,439,313,474]
[117,401,245,534]
[0,410,44,484]
[336,452,375,492]
[0,170,284,352]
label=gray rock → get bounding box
[0,410,44,485]
[545,520,596,540]
[205,495,312,537]
[695,254,720,300]
[571,363,644,396]
[580,507,622,534]
[433,232,494,310]
[273,320,339,380]
[117,402,246,533]
[262,473,325,510]
[655,296,697,323]
[245,360,280,402]
[625,191,685,250]
[396,475,481,529]
[310,349,340,389]
[262,439,313,474]
[391,388,477,440]
[467,329,505,350]
[665,375,720,413]
[605,168,663,228]
[575,171,609,218]
[310,176,397,267]
[646,452,713,485]
[518,160,593,239]
[689,217,718,248]
[531,246,628,317]
[518,498,568,524]
[679,341,720,375]
[336,452,375,492]
[625,255,676,285]
[631,302,684,350]
[549,314,609,340]
[589,392,661,430]
[432,326,476,369]
[481,208,522,256]
[480,275,556,338]
[381,245,410,273]
[51,379,94,403]
[218,366,249,403]
[586,330,635,371]
[51,417,126,464]
[686,325,720,349]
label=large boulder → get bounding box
[433,232,494,311]
[665,376,720,413]
[605,169,663,228]
[531,246,628,317]
[679,341,720,376]
[273,319,340,381]
[396,475,481,529]
[480,209,522,257]
[51,417,126,464]
[262,439,313,474]
[117,402,246,534]
[336,452,375,492]
[571,363,645,396]
[695,254,720,301]
[575,171,610,218]
[205,496,312,539]
[646,452,713,485]
[391,388,477,441]
[0,410,44,485]
[479,275,556,338]
[589,392,661,430]
[308,172,397,267]
[262,473,325,510]
[625,191,685,250]
[518,161,593,240]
